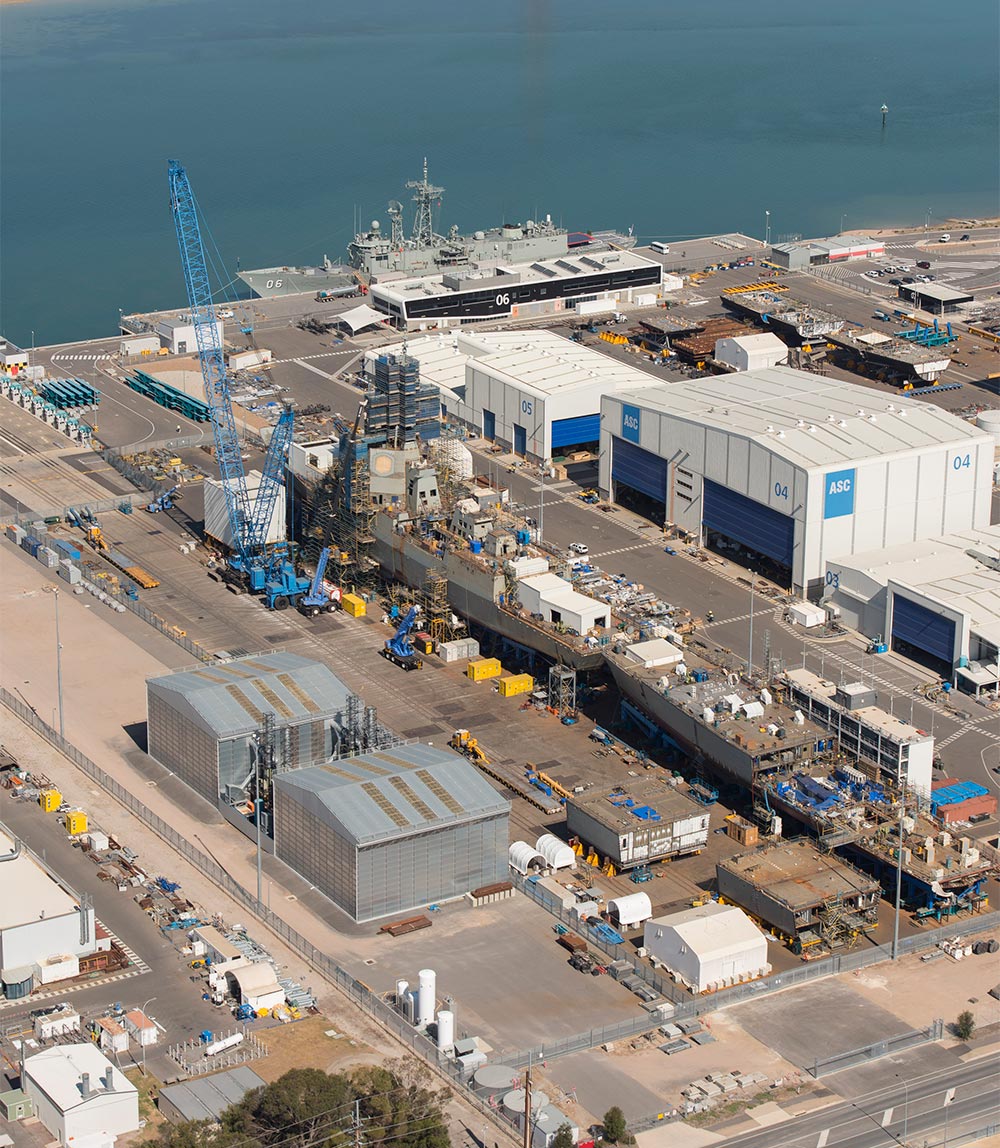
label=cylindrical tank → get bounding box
[472,1064,517,1097]
[502,1089,549,1118]
[395,980,409,1011]
[977,409,1000,453]
[436,1009,455,1053]
[417,969,436,1027]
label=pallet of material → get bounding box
[378,915,432,937]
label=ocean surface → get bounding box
[2,0,997,346]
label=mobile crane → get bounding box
[168,161,310,610]
[297,547,339,616]
[380,605,423,671]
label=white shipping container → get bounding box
[34,1010,80,1040]
[228,348,273,371]
[788,601,826,628]
[204,469,286,549]
[576,299,615,317]
[634,293,658,307]
[34,954,80,985]
[120,335,161,357]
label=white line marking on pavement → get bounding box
[881,1108,893,1127]
[816,1130,829,1148]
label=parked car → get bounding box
[916,260,931,269]
[960,233,970,241]
[217,309,235,319]
[939,233,951,242]
[568,542,589,555]
[889,278,902,286]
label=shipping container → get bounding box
[39,788,62,812]
[498,673,534,698]
[341,593,366,617]
[467,657,503,682]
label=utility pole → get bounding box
[522,1063,532,1148]
[748,571,756,680]
[352,1099,366,1148]
[53,587,64,739]
[892,775,906,960]
[764,210,771,246]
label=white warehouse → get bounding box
[643,902,770,994]
[376,329,664,463]
[599,367,993,596]
[23,1044,139,1147]
[824,523,1000,682]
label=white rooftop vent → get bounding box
[777,430,786,439]
[796,419,806,428]
[857,409,866,417]
[766,425,775,434]
[868,414,877,422]
[899,409,908,418]
[808,425,817,433]
[838,419,847,428]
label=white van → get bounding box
[938,233,951,243]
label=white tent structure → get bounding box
[607,892,653,927]
[337,304,387,334]
[509,841,546,875]
[535,834,576,870]
[643,902,770,994]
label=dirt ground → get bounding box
[253,1015,378,1083]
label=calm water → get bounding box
[2,0,997,346]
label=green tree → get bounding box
[955,1010,976,1040]
[551,1123,575,1148]
[351,1064,450,1148]
[223,1067,355,1147]
[602,1106,629,1144]
[138,1120,260,1148]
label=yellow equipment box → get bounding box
[40,789,62,812]
[498,673,534,697]
[65,811,88,835]
[467,657,502,681]
[341,593,366,617]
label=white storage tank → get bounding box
[395,979,409,1010]
[436,1009,455,1053]
[977,410,1000,456]
[502,1089,549,1118]
[417,969,436,1027]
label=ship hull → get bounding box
[238,267,357,299]
[373,517,605,671]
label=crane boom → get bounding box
[252,405,294,549]
[167,159,254,559]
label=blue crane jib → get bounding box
[387,606,421,658]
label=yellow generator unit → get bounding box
[498,673,533,697]
[65,811,88,835]
[341,593,366,617]
[467,657,502,681]
[40,789,62,813]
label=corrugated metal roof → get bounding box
[275,744,509,846]
[147,653,352,739]
[158,1067,266,1123]
[615,366,989,469]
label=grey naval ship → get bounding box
[238,160,633,299]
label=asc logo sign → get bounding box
[621,404,641,444]
[824,468,856,519]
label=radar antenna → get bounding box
[406,158,444,247]
[387,200,405,249]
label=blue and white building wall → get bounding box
[599,369,993,597]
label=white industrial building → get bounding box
[599,367,993,596]
[369,248,664,331]
[643,902,770,994]
[23,1044,139,1147]
[517,572,609,634]
[0,829,96,989]
[156,314,224,355]
[379,329,664,462]
[824,523,1000,683]
[203,468,287,549]
[715,333,786,372]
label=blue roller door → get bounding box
[703,479,795,568]
[551,413,600,449]
[892,594,955,664]
[514,423,527,455]
[483,409,496,440]
[612,437,667,503]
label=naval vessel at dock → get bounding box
[238,160,634,299]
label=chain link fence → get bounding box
[0,688,508,1130]
[11,492,146,526]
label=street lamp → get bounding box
[840,213,848,235]
[140,997,157,1074]
[895,1073,909,1145]
[43,587,65,738]
[764,210,771,246]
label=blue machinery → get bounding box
[380,605,424,670]
[297,547,337,616]
[168,161,309,610]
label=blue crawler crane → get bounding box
[168,161,309,610]
[297,547,338,616]
[380,605,424,671]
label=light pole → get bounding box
[840,213,848,235]
[140,997,156,1074]
[44,587,65,738]
[748,571,756,680]
[895,1073,909,1145]
[538,462,547,544]
[892,775,906,960]
[924,208,933,234]
[764,210,771,246]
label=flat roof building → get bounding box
[369,249,663,331]
[716,839,880,946]
[599,367,992,594]
[898,282,974,314]
[23,1044,139,1147]
[371,329,665,462]
[565,779,709,870]
[147,652,356,809]
[273,743,509,921]
[824,523,1000,681]
[0,826,96,979]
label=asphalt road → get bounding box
[715,1054,1000,1148]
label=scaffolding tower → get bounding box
[548,666,577,717]
[422,570,465,645]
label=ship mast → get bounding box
[406,158,444,247]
